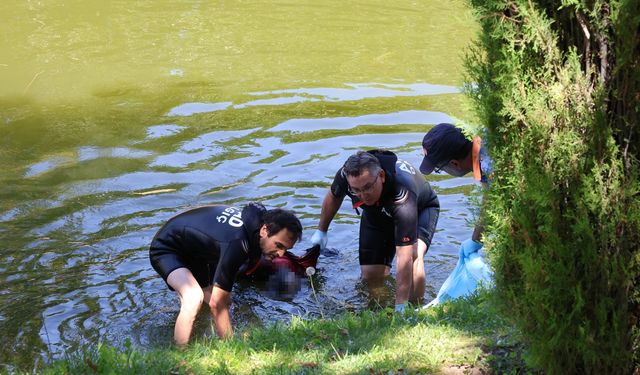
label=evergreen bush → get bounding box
[464,0,639,372]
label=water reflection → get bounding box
[144,124,186,139]
[248,82,461,102]
[268,110,452,133]
[166,82,461,116]
[0,0,482,367]
[25,147,154,178]
[0,82,480,369]
[167,102,233,117]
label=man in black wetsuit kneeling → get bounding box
[149,202,302,345]
[311,150,439,312]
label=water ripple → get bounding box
[1,82,481,367]
[166,82,461,117]
[268,109,451,133]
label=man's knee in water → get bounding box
[360,264,390,282]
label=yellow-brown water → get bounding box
[0,1,480,369]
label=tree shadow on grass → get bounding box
[219,290,541,374]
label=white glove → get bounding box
[310,229,328,250]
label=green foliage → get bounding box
[465,0,640,373]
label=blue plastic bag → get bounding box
[424,239,493,308]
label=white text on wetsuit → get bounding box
[216,207,243,227]
[398,160,416,175]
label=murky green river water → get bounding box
[0,1,479,370]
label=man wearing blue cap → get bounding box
[419,123,493,253]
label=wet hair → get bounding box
[343,151,382,178]
[267,266,301,299]
[262,208,302,242]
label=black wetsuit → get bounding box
[149,204,264,292]
[330,150,440,266]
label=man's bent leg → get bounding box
[360,264,391,306]
[410,239,428,304]
[167,267,205,346]
[202,285,213,307]
[359,212,394,305]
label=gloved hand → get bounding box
[310,229,328,250]
[394,303,406,313]
[460,238,482,257]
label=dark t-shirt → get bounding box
[330,150,439,246]
[149,204,263,292]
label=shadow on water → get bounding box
[0,1,480,370]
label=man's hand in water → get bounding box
[311,230,328,250]
[460,238,482,256]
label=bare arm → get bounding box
[471,186,488,242]
[471,224,484,242]
[318,191,344,232]
[394,244,414,305]
[211,286,233,339]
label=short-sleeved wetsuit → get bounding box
[330,150,440,266]
[149,204,264,292]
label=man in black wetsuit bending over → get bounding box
[150,202,302,345]
[311,150,439,312]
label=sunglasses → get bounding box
[433,160,451,174]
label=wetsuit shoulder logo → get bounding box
[381,207,392,218]
[216,206,244,227]
[397,160,416,175]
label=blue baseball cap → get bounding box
[420,123,471,174]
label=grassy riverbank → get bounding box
[35,291,534,374]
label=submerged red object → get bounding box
[243,245,321,278]
[273,244,320,275]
